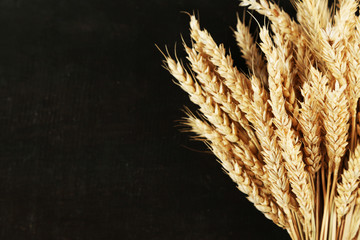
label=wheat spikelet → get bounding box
[293,0,335,87]
[270,74,314,237]
[295,0,350,89]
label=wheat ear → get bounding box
[186,116,288,228]
[249,74,302,237]
[260,26,314,238]
[321,81,350,239]
[271,26,299,128]
[299,82,323,176]
[346,30,360,150]
[183,44,259,155]
[165,55,269,186]
[317,26,349,87]
[189,16,252,105]
[335,140,360,239]
[165,56,251,145]
[334,0,358,40]
[188,16,262,153]
[183,47,272,185]
[335,141,360,219]
[239,0,303,45]
[294,0,330,39]
[323,81,350,174]
[234,14,268,87]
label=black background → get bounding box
[0,0,296,239]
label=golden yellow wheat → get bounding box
[160,0,360,239]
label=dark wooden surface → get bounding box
[0,0,295,239]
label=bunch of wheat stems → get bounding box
[161,0,360,239]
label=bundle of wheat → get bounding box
[160,0,360,239]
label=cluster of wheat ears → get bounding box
[160,0,360,239]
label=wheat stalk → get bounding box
[160,0,360,239]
